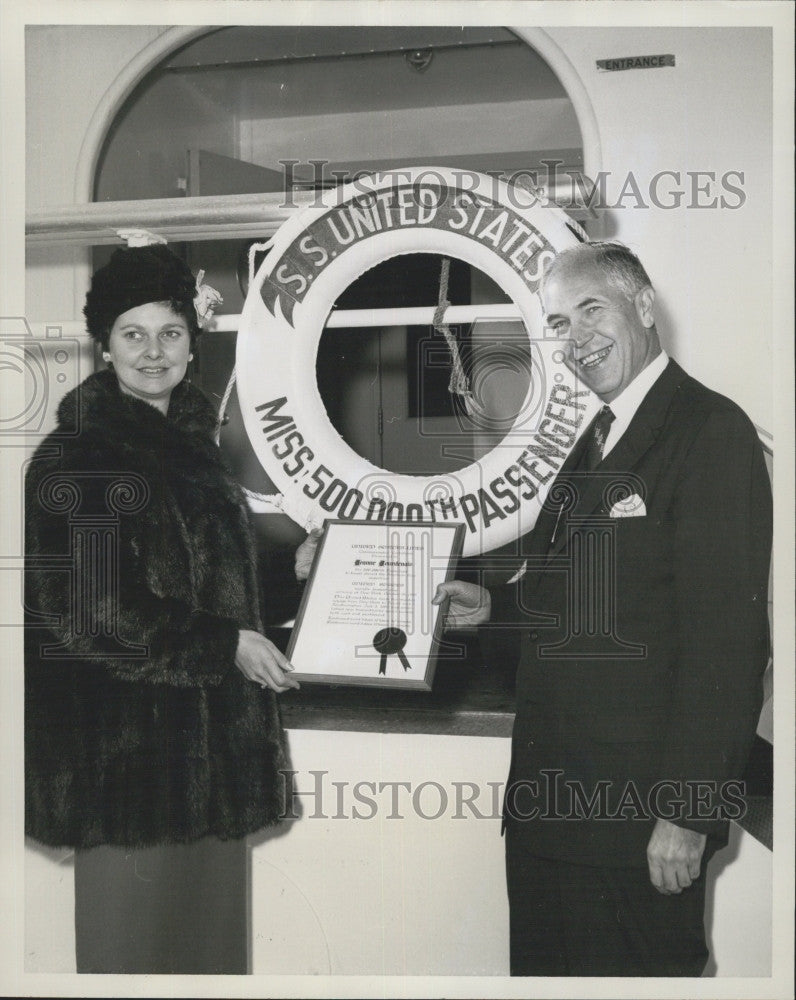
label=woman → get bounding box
[25,245,306,974]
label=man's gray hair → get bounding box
[541,241,654,301]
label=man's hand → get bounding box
[235,629,301,692]
[646,817,707,894]
[295,528,323,581]
[432,581,491,628]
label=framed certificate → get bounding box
[286,520,464,689]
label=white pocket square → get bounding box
[609,494,646,518]
[506,559,528,583]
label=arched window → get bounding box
[93,26,588,619]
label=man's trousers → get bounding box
[505,822,710,977]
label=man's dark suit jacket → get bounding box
[491,358,772,867]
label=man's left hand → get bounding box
[646,817,707,894]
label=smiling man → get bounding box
[543,245,660,401]
[434,241,772,976]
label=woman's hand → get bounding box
[235,629,301,692]
[432,581,492,628]
[294,528,323,581]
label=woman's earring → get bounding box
[102,353,111,363]
[188,353,194,362]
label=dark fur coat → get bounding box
[25,369,289,849]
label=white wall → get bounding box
[544,26,772,430]
[25,25,173,319]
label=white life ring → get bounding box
[236,167,596,556]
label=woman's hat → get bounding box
[84,245,202,347]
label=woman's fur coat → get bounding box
[25,369,289,849]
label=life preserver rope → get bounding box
[432,256,475,411]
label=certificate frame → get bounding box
[286,520,465,690]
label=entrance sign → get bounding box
[236,167,595,556]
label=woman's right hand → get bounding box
[235,629,301,692]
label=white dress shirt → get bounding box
[601,350,669,459]
[504,351,670,583]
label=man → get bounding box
[433,242,771,976]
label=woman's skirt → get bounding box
[74,836,248,974]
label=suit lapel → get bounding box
[520,423,593,564]
[540,359,687,564]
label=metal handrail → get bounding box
[25,179,595,248]
[25,191,317,247]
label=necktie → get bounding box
[581,404,616,470]
[548,404,616,550]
